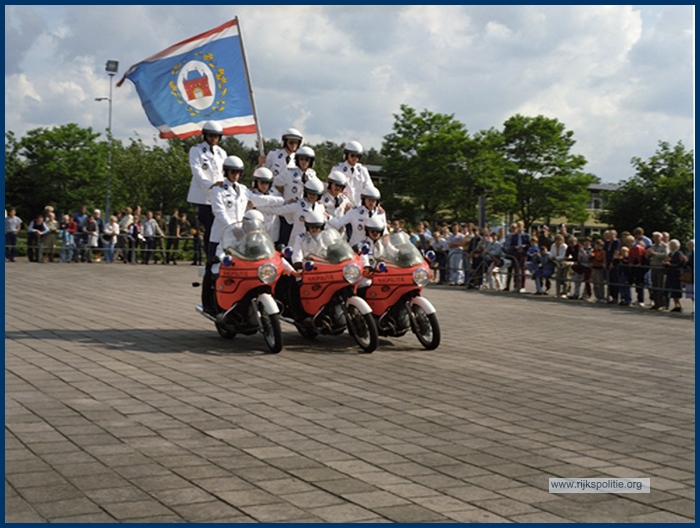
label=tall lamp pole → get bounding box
[96,59,119,220]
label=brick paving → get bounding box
[5,260,695,522]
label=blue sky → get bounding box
[5,5,694,183]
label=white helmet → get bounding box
[303,178,325,198]
[202,120,223,136]
[364,215,386,235]
[223,155,245,172]
[327,170,347,188]
[360,185,381,202]
[295,145,316,168]
[282,127,303,144]
[252,167,274,183]
[344,141,364,157]
[243,209,265,223]
[303,209,326,230]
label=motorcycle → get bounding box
[362,231,441,350]
[194,221,284,354]
[276,228,379,353]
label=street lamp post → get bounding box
[96,60,118,219]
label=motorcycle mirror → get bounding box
[304,260,315,272]
[283,246,293,259]
[425,250,436,262]
[361,244,370,255]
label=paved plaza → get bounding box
[5,260,695,522]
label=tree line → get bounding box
[4,106,693,241]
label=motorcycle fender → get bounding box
[347,296,373,316]
[257,293,280,315]
[410,296,436,315]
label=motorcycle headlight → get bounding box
[413,267,430,287]
[343,263,361,284]
[258,263,278,284]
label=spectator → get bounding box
[484,231,505,291]
[646,231,668,310]
[571,236,593,300]
[508,221,530,293]
[432,225,449,284]
[537,224,553,251]
[118,207,133,262]
[153,211,167,264]
[27,214,48,262]
[633,227,652,248]
[533,245,555,295]
[126,216,142,264]
[603,230,621,304]
[43,211,59,263]
[5,207,22,262]
[591,238,607,303]
[664,239,686,313]
[627,234,647,306]
[59,213,76,263]
[617,244,632,306]
[446,223,465,285]
[166,209,181,264]
[550,233,569,298]
[180,212,192,253]
[92,209,105,262]
[465,227,485,289]
[415,222,433,255]
[73,205,88,262]
[140,211,163,265]
[102,216,120,263]
[84,213,99,263]
[682,239,694,307]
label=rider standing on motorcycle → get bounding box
[331,141,373,207]
[249,167,282,245]
[272,145,321,247]
[260,127,303,176]
[328,184,387,251]
[322,171,352,223]
[187,121,227,256]
[203,156,283,314]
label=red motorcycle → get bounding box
[363,231,441,350]
[276,228,379,353]
[195,221,284,354]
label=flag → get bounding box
[117,18,257,139]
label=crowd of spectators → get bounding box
[5,204,206,267]
[5,205,694,313]
[397,219,694,314]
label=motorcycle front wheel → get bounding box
[346,304,378,353]
[410,304,441,350]
[259,302,283,354]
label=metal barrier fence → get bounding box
[5,232,204,265]
[427,250,692,301]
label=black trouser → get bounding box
[202,241,219,312]
[197,205,214,262]
[277,216,293,247]
[166,237,179,263]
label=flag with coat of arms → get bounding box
[118,18,258,139]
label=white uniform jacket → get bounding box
[291,231,328,266]
[264,148,295,177]
[328,206,387,249]
[262,198,326,246]
[187,141,227,205]
[249,187,282,243]
[331,161,373,207]
[210,181,283,244]
[273,166,320,211]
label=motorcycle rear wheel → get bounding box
[346,304,378,353]
[259,304,283,354]
[411,305,440,350]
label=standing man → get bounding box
[508,221,530,293]
[260,128,303,177]
[187,120,227,261]
[332,141,374,207]
[166,209,181,265]
[5,207,22,262]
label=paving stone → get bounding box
[372,503,450,522]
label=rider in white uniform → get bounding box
[331,141,373,207]
[262,127,303,177]
[328,185,387,250]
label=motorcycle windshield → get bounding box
[316,228,356,264]
[221,220,276,261]
[383,231,425,267]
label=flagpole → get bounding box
[235,16,265,158]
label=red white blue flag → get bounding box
[118,18,257,139]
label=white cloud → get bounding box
[3,5,694,183]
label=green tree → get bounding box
[5,124,106,217]
[381,105,471,220]
[499,114,596,229]
[598,141,694,242]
